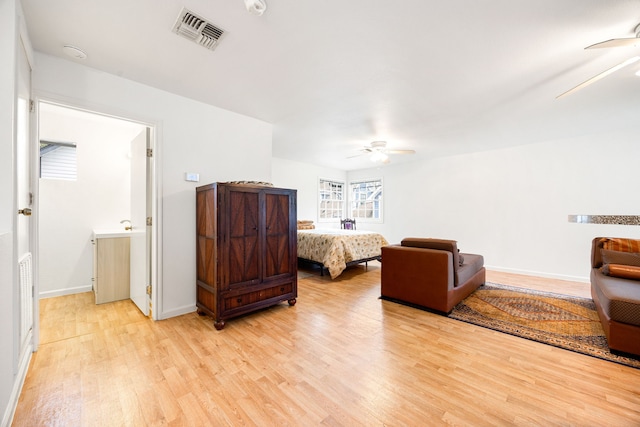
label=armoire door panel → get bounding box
[265,194,290,234]
[229,237,260,284]
[228,190,260,285]
[230,191,259,236]
[265,193,292,278]
[265,235,290,277]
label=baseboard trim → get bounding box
[1,338,32,427]
[39,285,92,299]
[485,265,589,283]
[157,304,196,320]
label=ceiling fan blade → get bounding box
[586,37,640,49]
[556,56,640,99]
[386,149,416,155]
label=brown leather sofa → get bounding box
[381,238,485,313]
[590,237,640,356]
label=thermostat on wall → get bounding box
[185,172,200,182]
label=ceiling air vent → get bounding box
[173,7,225,50]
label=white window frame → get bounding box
[348,178,383,223]
[318,178,345,222]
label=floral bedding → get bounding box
[297,229,389,279]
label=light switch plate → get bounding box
[185,172,200,182]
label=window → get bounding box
[318,178,345,220]
[40,141,77,180]
[349,178,383,222]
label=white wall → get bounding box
[271,157,346,225]
[33,53,273,319]
[275,131,640,283]
[38,108,144,297]
[352,131,640,282]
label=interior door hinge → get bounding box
[146,148,153,158]
[29,99,34,113]
[146,285,152,297]
[146,217,152,226]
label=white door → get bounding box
[129,128,151,316]
[16,37,34,356]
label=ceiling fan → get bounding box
[348,141,416,164]
[557,23,640,99]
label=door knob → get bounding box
[18,208,32,216]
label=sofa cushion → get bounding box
[602,264,640,281]
[456,253,484,287]
[601,249,640,267]
[592,237,640,268]
[602,238,640,253]
[592,269,640,326]
[401,238,459,271]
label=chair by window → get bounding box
[341,218,356,230]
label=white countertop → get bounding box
[93,229,142,239]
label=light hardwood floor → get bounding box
[486,270,592,299]
[13,266,640,426]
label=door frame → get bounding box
[4,11,36,426]
[31,97,163,344]
[15,15,35,364]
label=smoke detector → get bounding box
[62,45,87,59]
[172,8,225,50]
[244,0,267,16]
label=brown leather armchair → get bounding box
[381,238,485,313]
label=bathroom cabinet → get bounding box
[92,233,130,304]
[196,182,297,329]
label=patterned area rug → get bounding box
[449,283,640,369]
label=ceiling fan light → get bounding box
[370,151,388,163]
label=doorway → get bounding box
[36,102,158,327]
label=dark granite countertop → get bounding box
[568,215,640,226]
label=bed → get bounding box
[297,229,389,278]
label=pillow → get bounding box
[601,249,640,267]
[602,238,640,253]
[602,263,640,281]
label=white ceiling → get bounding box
[22,0,640,171]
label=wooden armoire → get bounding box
[196,182,297,330]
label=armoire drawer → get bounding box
[224,283,293,310]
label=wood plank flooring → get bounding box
[486,270,592,299]
[13,266,640,426]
